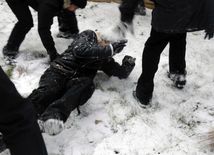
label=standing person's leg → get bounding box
[168,32,187,88]
[135,0,146,16]
[39,77,95,135]
[0,67,47,155]
[57,9,79,39]
[3,0,33,66]
[169,33,187,74]
[135,28,170,107]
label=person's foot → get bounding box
[2,46,18,66]
[133,91,152,108]
[57,31,78,39]
[168,71,187,89]
[43,119,64,136]
[135,5,146,16]
[0,134,7,153]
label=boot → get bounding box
[2,46,18,66]
[135,1,146,16]
[168,71,187,89]
[57,31,78,39]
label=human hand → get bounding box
[112,39,128,54]
[204,27,214,39]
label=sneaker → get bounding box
[37,120,45,132]
[168,72,187,89]
[56,31,78,39]
[2,46,18,66]
[135,5,146,16]
[0,134,7,153]
[43,119,64,136]
[133,91,152,108]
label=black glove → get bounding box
[112,39,128,54]
[122,55,136,66]
[118,55,136,79]
[47,49,60,62]
[204,27,214,39]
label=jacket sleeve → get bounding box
[37,0,60,51]
[119,0,139,23]
[74,44,113,59]
[101,58,135,79]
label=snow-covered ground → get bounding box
[1,1,214,155]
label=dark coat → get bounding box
[152,0,214,33]
[119,0,214,33]
[53,30,134,79]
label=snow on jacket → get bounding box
[53,30,134,79]
[119,0,214,33]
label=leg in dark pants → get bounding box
[28,68,68,118]
[57,9,79,38]
[136,28,187,103]
[136,28,170,102]
[39,77,95,123]
[0,67,47,155]
[5,0,33,51]
[169,33,187,74]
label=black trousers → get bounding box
[0,67,47,155]
[136,28,187,100]
[58,9,79,34]
[5,0,34,51]
[28,67,95,122]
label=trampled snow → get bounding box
[0,1,214,155]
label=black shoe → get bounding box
[135,5,146,16]
[133,91,152,108]
[168,71,187,89]
[57,31,78,39]
[0,134,7,153]
[2,46,18,66]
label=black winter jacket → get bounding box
[53,30,134,79]
[119,0,214,33]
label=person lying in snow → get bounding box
[28,29,136,136]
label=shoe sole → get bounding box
[133,91,151,109]
[44,119,64,136]
[167,72,186,89]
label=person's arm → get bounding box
[101,55,136,79]
[74,44,113,59]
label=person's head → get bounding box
[63,0,87,12]
[95,32,110,46]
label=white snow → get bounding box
[1,1,214,155]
